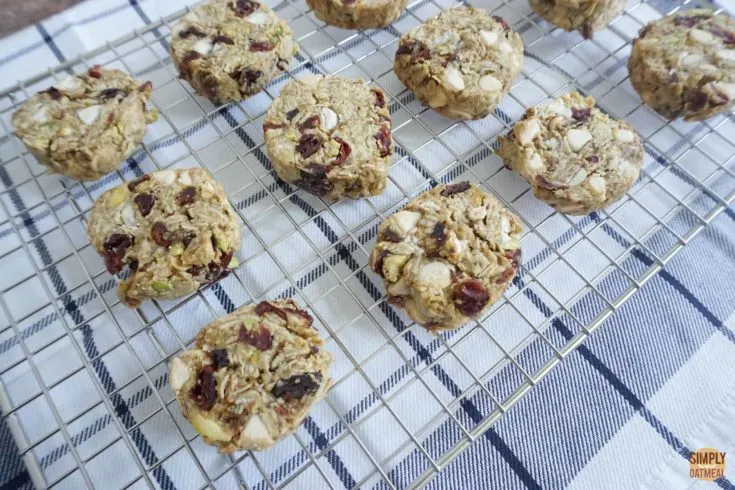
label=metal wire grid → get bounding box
[0,0,734,487]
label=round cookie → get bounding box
[528,0,626,39]
[263,75,392,200]
[170,0,297,104]
[87,168,241,307]
[394,7,524,120]
[369,182,522,332]
[628,9,735,121]
[169,299,333,452]
[497,92,643,215]
[306,0,408,30]
[11,66,156,181]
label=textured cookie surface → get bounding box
[369,182,522,332]
[529,0,625,38]
[170,0,297,104]
[497,92,643,215]
[394,7,523,120]
[628,9,735,121]
[263,75,392,200]
[306,0,407,29]
[170,299,333,452]
[12,66,156,181]
[87,168,241,307]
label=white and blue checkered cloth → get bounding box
[1,0,734,488]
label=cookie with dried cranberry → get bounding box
[11,66,156,181]
[497,92,643,215]
[306,0,407,29]
[394,7,523,120]
[369,182,522,332]
[87,168,241,307]
[528,0,625,39]
[169,0,297,104]
[263,75,392,200]
[169,299,333,452]
[628,10,735,121]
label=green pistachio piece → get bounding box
[170,244,184,256]
[152,280,172,293]
[382,255,409,282]
[107,187,128,207]
[228,256,239,269]
[213,233,229,252]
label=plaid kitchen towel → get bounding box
[1,0,734,488]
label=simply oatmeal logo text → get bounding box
[689,448,726,481]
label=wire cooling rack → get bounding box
[1,0,734,488]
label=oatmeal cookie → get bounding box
[369,182,522,332]
[529,0,626,39]
[11,66,156,181]
[170,0,297,104]
[497,92,643,215]
[87,168,241,307]
[263,75,392,200]
[628,9,735,121]
[394,7,524,120]
[306,0,407,30]
[169,299,333,452]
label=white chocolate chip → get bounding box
[246,11,270,24]
[444,67,465,91]
[480,30,498,45]
[479,74,502,92]
[566,128,592,152]
[514,119,540,146]
[498,42,513,53]
[152,170,177,185]
[392,210,421,234]
[717,49,735,62]
[76,105,101,125]
[546,100,572,118]
[242,414,273,446]
[679,53,704,68]
[526,152,545,172]
[689,29,716,44]
[700,63,719,74]
[32,107,49,123]
[566,168,587,186]
[500,216,511,234]
[168,358,190,391]
[620,161,640,181]
[320,107,338,131]
[189,411,232,442]
[300,75,322,86]
[713,81,735,100]
[53,75,82,92]
[178,171,193,186]
[615,129,635,143]
[121,201,137,227]
[193,38,213,56]
[587,175,606,195]
[417,261,452,289]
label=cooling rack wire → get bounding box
[0,0,734,488]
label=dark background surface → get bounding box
[1,0,84,38]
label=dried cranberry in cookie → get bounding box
[497,92,643,215]
[369,182,523,332]
[87,168,241,307]
[394,7,523,120]
[169,299,333,452]
[11,67,156,181]
[629,10,735,121]
[169,0,298,104]
[263,75,392,200]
